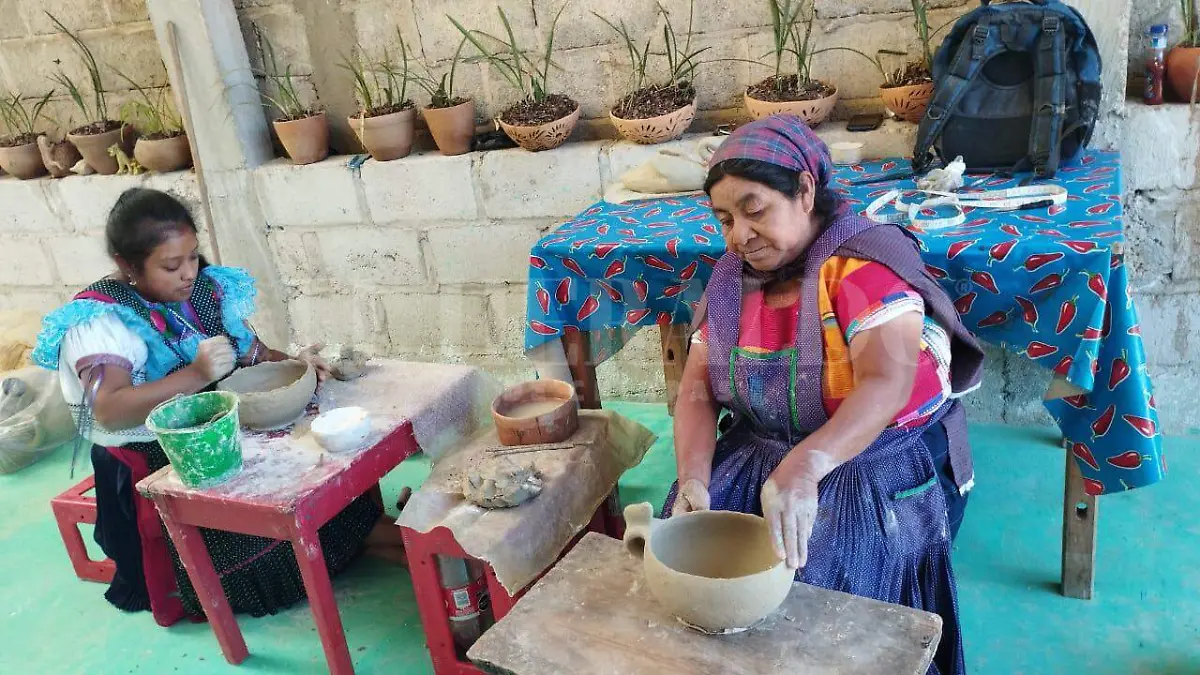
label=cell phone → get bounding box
[847,113,885,132]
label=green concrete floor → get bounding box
[1,402,1196,674]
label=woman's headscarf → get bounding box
[707,114,834,190]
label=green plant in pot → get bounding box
[1167,1,1200,102]
[254,25,329,165]
[113,67,192,174]
[342,31,418,162]
[0,90,54,179]
[877,0,937,122]
[48,12,134,175]
[449,3,579,152]
[412,36,477,156]
[743,0,838,127]
[596,0,707,145]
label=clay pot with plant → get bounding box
[342,31,418,162]
[254,25,329,165]
[48,11,135,175]
[1167,1,1200,102]
[0,90,54,180]
[450,4,580,152]
[413,37,477,156]
[114,68,192,174]
[744,0,838,127]
[842,0,946,123]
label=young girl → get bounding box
[34,188,403,626]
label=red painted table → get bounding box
[138,421,419,674]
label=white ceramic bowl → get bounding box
[311,406,371,453]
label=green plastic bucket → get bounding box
[146,391,243,488]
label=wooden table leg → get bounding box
[1062,452,1098,599]
[159,513,248,665]
[658,323,690,416]
[562,331,601,410]
[294,527,355,675]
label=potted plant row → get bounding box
[595,0,705,145]
[0,91,53,179]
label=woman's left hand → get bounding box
[295,344,333,382]
[761,450,837,570]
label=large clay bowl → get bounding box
[491,379,579,446]
[498,105,580,152]
[134,134,193,173]
[744,87,839,127]
[623,502,793,633]
[880,82,934,123]
[218,360,316,431]
[610,100,697,145]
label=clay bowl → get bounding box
[498,104,580,152]
[134,134,193,173]
[623,502,793,634]
[610,100,697,145]
[218,360,316,431]
[311,406,371,453]
[880,82,934,123]
[0,137,48,179]
[491,379,579,446]
[744,85,839,127]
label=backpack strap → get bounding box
[1029,13,1068,178]
[913,15,996,173]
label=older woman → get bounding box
[665,116,984,675]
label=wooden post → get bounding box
[1061,451,1098,599]
[658,323,690,416]
[562,331,601,409]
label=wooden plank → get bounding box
[562,330,602,409]
[658,323,690,416]
[1062,450,1099,599]
[469,534,942,675]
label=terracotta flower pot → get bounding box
[423,99,477,156]
[498,104,580,152]
[273,112,329,165]
[67,124,136,176]
[348,107,416,162]
[1167,46,1200,102]
[134,134,193,173]
[744,86,839,127]
[37,136,82,178]
[0,137,48,180]
[611,100,697,145]
[880,82,934,123]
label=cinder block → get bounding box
[237,4,314,75]
[0,179,67,233]
[547,0,659,51]
[1123,190,1177,285]
[658,0,770,33]
[287,292,386,348]
[315,227,425,286]
[1137,292,1200,367]
[0,239,56,285]
[90,26,168,91]
[486,285,529,355]
[0,287,69,313]
[255,158,364,227]
[552,46,616,120]
[47,235,113,286]
[352,0,423,62]
[1173,193,1200,282]
[815,0,968,20]
[58,173,149,233]
[381,291,492,352]
[361,151,479,223]
[427,222,546,284]
[268,229,320,286]
[22,0,109,35]
[1143,363,1200,435]
[414,0,538,63]
[106,0,151,25]
[478,141,603,219]
[0,1,29,39]
[1123,103,1199,192]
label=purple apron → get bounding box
[663,213,981,675]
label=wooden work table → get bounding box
[468,533,942,675]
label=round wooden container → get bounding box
[491,379,579,446]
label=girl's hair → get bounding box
[704,158,840,221]
[106,188,205,271]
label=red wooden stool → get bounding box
[402,491,624,675]
[50,475,115,584]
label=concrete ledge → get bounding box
[1123,102,1199,192]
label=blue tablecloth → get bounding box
[525,151,1164,495]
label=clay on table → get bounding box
[330,346,369,382]
[218,360,316,431]
[462,456,544,508]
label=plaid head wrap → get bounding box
[708,114,834,189]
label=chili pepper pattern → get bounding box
[525,151,1161,496]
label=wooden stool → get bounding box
[401,494,621,675]
[49,475,115,584]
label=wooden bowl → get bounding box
[491,379,579,446]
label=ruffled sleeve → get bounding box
[33,298,165,372]
[202,266,259,357]
[60,313,148,377]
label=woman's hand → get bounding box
[295,343,333,382]
[671,478,711,516]
[761,450,837,570]
[193,336,236,383]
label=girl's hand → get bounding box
[761,450,837,570]
[295,344,333,382]
[671,478,711,516]
[193,336,236,383]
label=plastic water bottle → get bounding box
[1145,24,1168,105]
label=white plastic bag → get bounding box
[0,367,76,474]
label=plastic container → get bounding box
[437,555,492,655]
[0,368,76,474]
[1145,24,1168,105]
[145,391,243,488]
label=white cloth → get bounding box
[58,313,154,446]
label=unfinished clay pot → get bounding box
[37,136,82,178]
[423,99,476,156]
[498,105,580,152]
[67,124,135,176]
[610,100,697,145]
[491,379,579,446]
[0,137,48,180]
[348,107,416,162]
[880,82,934,123]
[1167,46,1200,102]
[273,112,330,165]
[462,456,544,509]
[134,134,193,173]
[623,502,793,633]
[218,359,316,431]
[744,86,838,127]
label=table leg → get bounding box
[159,513,248,664]
[1061,452,1098,599]
[658,323,690,416]
[562,330,602,410]
[294,527,355,675]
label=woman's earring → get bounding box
[128,278,137,287]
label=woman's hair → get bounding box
[704,158,840,221]
[106,188,204,271]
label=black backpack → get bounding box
[913,0,1102,178]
